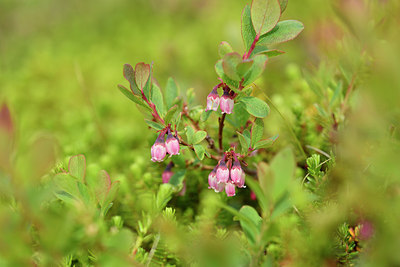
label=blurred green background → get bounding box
[1,0,400,266]
[0,0,320,165]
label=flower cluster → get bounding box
[205,85,234,114]
[208,152,245,197]
[151,127,180,162]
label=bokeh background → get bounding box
[1,0,400,266]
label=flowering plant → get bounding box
[118,0,303,197]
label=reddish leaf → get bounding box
[135,62,151,90]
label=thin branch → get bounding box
[218,113,227,151]
[305,145,331,159]
[146,233,160,267]
[182,106,218,152]
[243,34,260,60]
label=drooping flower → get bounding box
[220,91,234,114]
[162,165,173,183]
[214,182,225,193]
[151,131,167,162]
[165,130,180,155]
[225,182,236,197]
[216,159,229,184]
[205,86,220,111]
[230,157,246,188]
[208,168,218,190]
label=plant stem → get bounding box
[182,105,218,152]
[141,90,165,125]
[218,113,227,151]
[146,233,160,267]
[243,34,260,60]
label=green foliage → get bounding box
[240,96,270,118]
[3,0,400,266]
[251,0,281,36]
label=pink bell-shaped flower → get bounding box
[166,130,180,155]
[214,182,225,193]
[208,168,218,190]
[205,86,220,111]
[220,91,234,114]
[216,159,229,184]
[162,164,173,183]
[230,157,246,188]
[151,132,167,162]
[225,182,236,197]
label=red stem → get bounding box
[243,34,260,60]
[141,91,165,125]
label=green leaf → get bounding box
[68,154,86,182]
[279,0,288,12]
[117,85,151,111]
[101,181,120,215]
[134,62,150,90]
[243,129,251,144]
[77,181,91,206]
[257,161,272,198]
[144,120,165,130]
[192,131,207,144]
[54,173,80,200]
[165,77,179,109]
[155,184,173,211]
[215,60,240,89]
[151,83,165,116]
[164,105,179,125]
[142,73,152,101]
[222,52,242,81]
[271,193,292,220]
[94,170,112,205]
[251,46,285,57]
[258,20,304,46]
[251,0,281,36]
[237,59,254,78]
[239,205,262,245]
[242,54,268,86]
[201,110,212,122]
[254,134,278,149]
[271,147,295,200]
[251,118,264,148]
[233,102,250,127]
[245,178,268,213]
[193,144,206,160]
[123,64,141,95]
[240,96,270,118]
[237,131,250,155]
[185,126,195,144]
[241,5,257,51]
[218,41,234,58]
[168,170,186,187]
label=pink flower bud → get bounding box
[225,182,236,197]
[216,160,229,184]
[166,131,180,155]
[162,169,173,183]
[151,133,166,162]
[230,159,245,188]
[250,191,257,200]
[220,91,234,114]
[205,87,220,111]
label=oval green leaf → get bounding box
[240,96,270,118]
